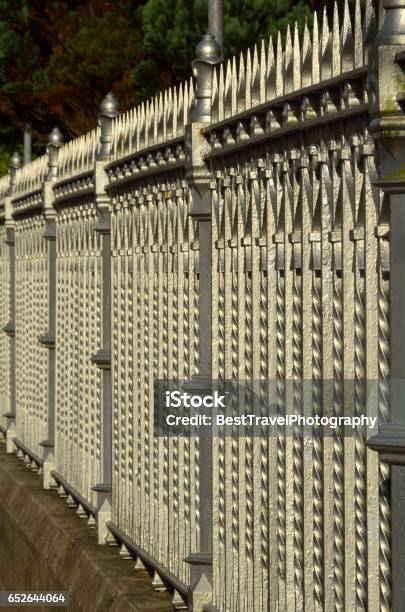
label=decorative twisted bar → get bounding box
[332,268,345,611]
[378,255,391,612]
[312,268,324,608]
[353,261,368,609]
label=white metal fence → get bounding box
[0,1,400,610]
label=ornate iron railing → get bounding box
[0,1,403,610]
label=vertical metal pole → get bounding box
[3,152,20,452]
[208,0,224,57]
[102,231,112,488]
[91,92,119,544]
[4,228,16,453]
[23,124,32,165]
[367,2,405,609]
[186,33,221,612]
[40,127,63,488]
[91,201,113,545]
[46,236,56,439]
[91,220,112,486]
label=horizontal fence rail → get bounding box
[0,0,403,610]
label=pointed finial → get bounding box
[10,151,21,170]
[8,151,21,197]
[195,32,221,63]
[191,32,222,122]
[8,151,21,195]
[312,11,320,84]
[48,127,63,148]
[99,92,119,117]
[47,127,64,181]
[98,92,120,160]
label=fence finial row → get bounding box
[4,91,116,193]
[210,0,376,123]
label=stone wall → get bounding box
[0,443,172,612]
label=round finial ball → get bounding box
[195,33,221,61]
[10,151,21,169]
[48,127,64,147]
[99,92,119,116]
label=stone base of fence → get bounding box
[0,442,173,612]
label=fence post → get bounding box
[208,0,223,57]
[366,1,405,608]
[185,33,221,612]
[39,127,63,488]
[3,152,20,453]
[23,124,32,165]
[91,92,119,545]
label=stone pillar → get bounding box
[185,33,221,612]
[367,1,405,609]
[91,92,119,544]
[3,152,20,453]
[39,127,63,489]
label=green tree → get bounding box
[140,0,312,88]
[0,0,147,170]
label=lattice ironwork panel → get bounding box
[210,116,389,611]
[55,200,102,505]
[15,215,48,454]
[0,224,11,429]
[110,174,199,584]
